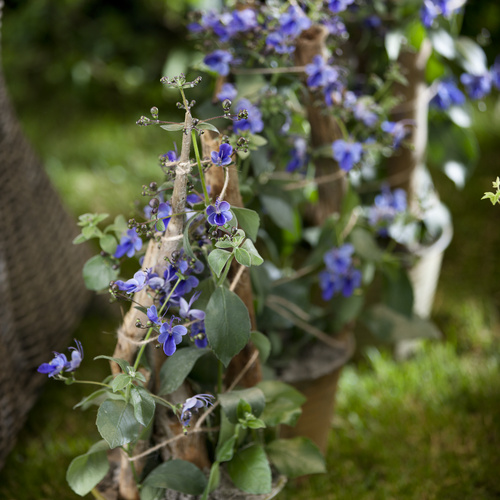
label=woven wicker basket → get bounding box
[0,0,91,469]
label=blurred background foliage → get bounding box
[1,1,500,498]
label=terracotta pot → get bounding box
[278,331,355,454]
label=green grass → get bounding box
[2,94,500,498]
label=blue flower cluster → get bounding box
[319,244,362,300]
[38,340,84,378]
[368,185,407,237]
[430,79,465,110]
[266,5,311,54]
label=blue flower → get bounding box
[180,394,215,427]
[67,340,84,372]
[421,0,457,27]
[278,5,311,38]
[37,352,68,378]
[211,143,233,167]
[216,83,237,102]
[327,0,354,14]
[233,99,264,135]
[460,72,492,100]
[114,228,143,259]
[114,268,160,294]
[491,56,500,90]
[319,244,362,300]
[204,50,233,76]
[147,304,163,326]
[286,137,309,173]
[368,186,407,236]
[381,120,413,149]
[179,292,205,322]
[305,55,339,89]
[231,8,257,33]
[430,79,465,110]
[332,139,363,172]
[190,320,208,349]
[156,202,172,231]
[158,317,188,356]
[206,199,233,226]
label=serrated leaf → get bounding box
[82,255,119,291]
[205,286,251,366]
[96,400,141,449]
[215,239,235,249]
[266,438,326,478]
[82,225,102,239]
[143,460,207,495]
[227,444,271,494]
[66,441,109,496]
[234,247,252,267]
[207,249,232,278]
[160,123,184,132]
[159,347,208,395]
[130,386,156,427]
[230,207,260,241]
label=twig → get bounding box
[229,264,246,292]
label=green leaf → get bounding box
[215,435,236,463]
[205,287,251,366]
[455,36,488,74]
[360,304,441,342]
[266,438,326,478]
[130,386,156,427]
[99,234,117,255]
[94,355,132,374]
[227,444,271,494]
[250,331,271,364]
[429,29,456,59]
[140,485,165,500]
[205,462,220,496]
[207,249,232,278]
[111,373,131,393]
[249,133,268,147]
[159,347,208,395]
[241,239,264,266]
[215,239,235,249]
[230,207,260,242]
[385,30,403,60]
[155,217,165,232]
[82,255,119,291]
[260,194,296,232]
[257,380,306,427]
[382,267,414,318]
[82,225,102,239]
[160,123,184,132]
[72,233,88,245]
[96,400,141,449]
[73,389,109,410]
[350,227,383,263]
[66,441,109,496]
[143,460,207,495]
[183,216,199,260]
[197,121,220,133]
[105,214,129,237]
[234,247,252,267]
[219,387,265,424]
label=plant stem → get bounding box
[192,130,211,205]
[217,360,224,394]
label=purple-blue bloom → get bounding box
[279,5,311,38]
[67,339,84,372]
[206,199,233,226]
[37,352,68,378]
[179,292,205,322]
[430,79,465,110]
[381,120,413,149]
[156,202,172,231]
[305,55,339,89]
[190,320,208,349]
[286,137,309,173]
[233,99,264,134]
[319,244,362,300]
[460,72,492,100]
[114,228,143,259]
[204,50,233,76]
[332,139,363,172]
[147,304,163,326]
[158,317,188,356]
[491,56,500,90]
[368,186,407,236]
[421,0,457,27]
[327,0,354,14]
[211,143,233,167]
[114,268,161,294]
[179,394,215,427]
[216,83,237,102]
[231,8,258,33]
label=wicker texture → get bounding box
[0,0,91,469]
